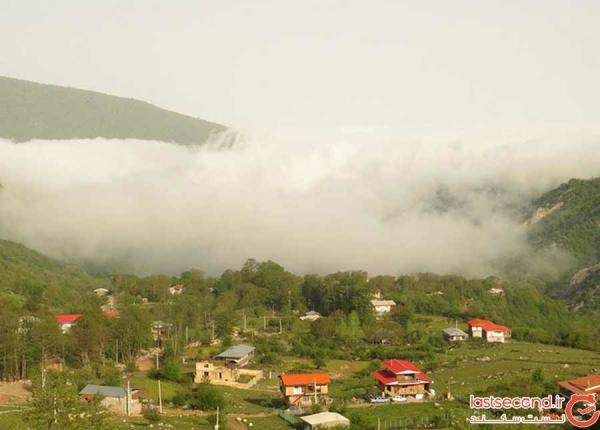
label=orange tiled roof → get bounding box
[559,374,600,394]
[279,373,330,386]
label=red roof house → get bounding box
[55,314,82,333]
[559,374,600,397]
[467,319,511,343]
[55,314,82,324]
[279,373,330,407]
[372,359,433,399]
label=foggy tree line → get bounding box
[1,258,599,381]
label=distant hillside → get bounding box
[0,76,227,144]
[0,239,109,310]
[527,177,600,310]
[527,177,600,265]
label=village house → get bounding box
[193,359,263,386]
[372,359,434,400]
[489,287,505,296]
[279,372,331,407]
[370,299,396,316]
[442,327,469,342]
[93,288,109,297]
[55,314,81,333]
[300,311,322,322]
[300,411,350,429]
[168,283,184,295]
[467,319,511,343]
[194,345,259,385]
[558,374,600,398]
[214,344,255,367]
[79,384,142,415]
[45,357,65,372]
[194,360,238,384]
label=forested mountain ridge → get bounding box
[527,177,600,265]
[0,239,109,311]
[527,177,600,310]
[0,76,227,144]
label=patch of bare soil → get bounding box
[0,381,32,405]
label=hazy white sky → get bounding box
[1,0,599,133]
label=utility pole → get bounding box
[279,318,283,334]
[115,339,119,363]
[263,315,266,331]
[127,379,131,416]
[243,311,247,331]
[185,326,189,344]
[211,321,215,342]
[156,351,160,370]
[41,348,46,390]
[288,290,291,310]
[214,405,220,430]
[158,379,163,414]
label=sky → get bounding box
[1,0,600,134]
[1,1,600,276]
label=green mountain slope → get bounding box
[0,76,226,144]
[0,239,109,310]
[527,177,600,310]
[527,177,600,265]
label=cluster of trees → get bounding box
[3,235,600,384]
[4,237,600,429]
[25,371,110,430]
[528,177,600,266]
[0,299,153,381]
[391,273,600,350]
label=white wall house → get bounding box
[467,319,511,343]
[371,299,396,316]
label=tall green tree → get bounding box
[25,371,109,430]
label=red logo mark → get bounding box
[565,394,600,428]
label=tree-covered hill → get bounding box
[527,177,600,310]
[0,239,109,311]
[0,76,227,144]
[527,177,600,265]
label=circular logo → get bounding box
[565,394,600,428]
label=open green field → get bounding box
[431,341,600,398]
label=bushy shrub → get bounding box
[188,383,224,411]
[143,410,161,422]
[148,358,184,382]
[171,392,190,407]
